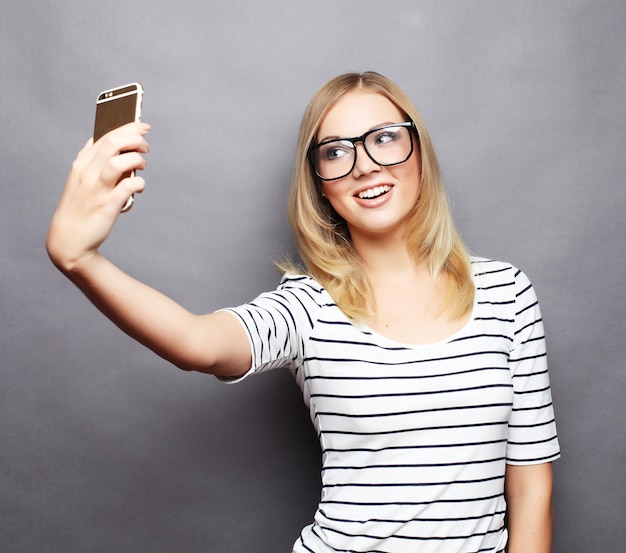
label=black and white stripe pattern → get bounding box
[223,257,560,553]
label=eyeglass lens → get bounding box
[312,124,413,181]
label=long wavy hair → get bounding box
[281,71,474,321]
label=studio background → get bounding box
[1,1,624,551]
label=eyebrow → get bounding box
[317,121,399,144]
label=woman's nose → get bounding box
[351,142,381,178]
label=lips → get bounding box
[356,184,392,200]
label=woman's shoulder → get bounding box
[275,272,332,309]
[470,255,518,275]
[279,272,325,293]
[470,255,528,281]
[470,255,536,298]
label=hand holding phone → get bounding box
[93,83,144,212]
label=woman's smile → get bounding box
[355,184,393,200]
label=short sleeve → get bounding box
[506,268,560,464]
[216,275,323,383]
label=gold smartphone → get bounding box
[93,83,144,212]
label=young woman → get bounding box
[47,72,559,553]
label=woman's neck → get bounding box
[351,229,426,282]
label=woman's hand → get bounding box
[46,122,151,274]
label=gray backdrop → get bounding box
[1,1,624,551]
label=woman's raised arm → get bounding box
[46,123,251,377]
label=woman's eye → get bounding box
[322,143,351,161]
[373,129,399,146]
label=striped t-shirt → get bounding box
[223,257,560,553]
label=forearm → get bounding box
[505,463,554,553]
[59,252,213,371]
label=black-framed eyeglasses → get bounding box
[308,121,416,181]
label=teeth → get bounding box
[358,185,391,199]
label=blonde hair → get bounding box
[280,71,474,321]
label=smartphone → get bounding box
[93,82,144,212]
